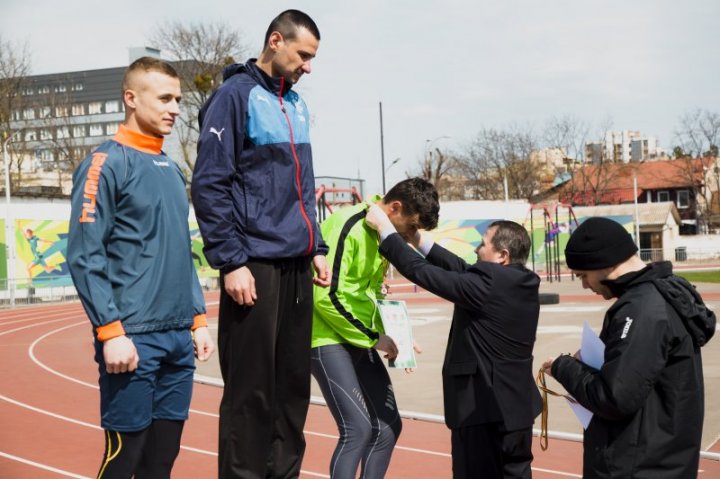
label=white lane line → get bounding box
[19,313,584,477]
[29,321,98,388]
[0,317,80,337]
[0,393,328,477]
[0,315,74,327]
[0,305,84,320]
[0,451,91,478]
[541,306,605,312]
[532,466,582,478]
[536,326,584,334]
[0,309,85,324]
[0,393,102,430]
[26,321,218,418]
[0,393,211,456]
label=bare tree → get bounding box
[455,126,539,201]
[34,85,88,190]
[560,119,617,205]
[542,114,590,166]
[406,147,462,199]
[673,108,720,158]
[149,22,249,174]
[0,35,32,192]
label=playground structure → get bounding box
[526,202,580,282]
[315,185,363,222]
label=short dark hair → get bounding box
[383,178,440,230]
[264,10,320,48]
[487,220,531,265]
[122,56,178,92]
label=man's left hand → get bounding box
[541,357,556,377]
[313,255,331,288]
[193,327,215,361]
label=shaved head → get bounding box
[122,57,178,94]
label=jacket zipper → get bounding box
[278,77,314,256]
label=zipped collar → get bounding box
[223,59,292,97]
[113,124,164,155]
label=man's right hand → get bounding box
[103,336,139,374]
[365,204,395,237]
[224,266,257,306]
[374,334,399,361]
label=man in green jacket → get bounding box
[311,178,439,478]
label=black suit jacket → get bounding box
[380,233,543,431]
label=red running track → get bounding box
[1,300,718,478]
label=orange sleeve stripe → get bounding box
[191,314,208,331]
[96,320,125,342]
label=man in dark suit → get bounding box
[366,206,542,479]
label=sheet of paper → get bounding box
[568,399,594,429]
[377,300,417,369]
[566,322,605,429]
[580,321,605,369]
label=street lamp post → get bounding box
[3,129,23,307]
[386,157,401,173]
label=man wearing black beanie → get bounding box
[543,216,716,479]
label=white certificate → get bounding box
[568,321,606,429]
[377,300,417,369]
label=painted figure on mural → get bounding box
[23,228,59,285]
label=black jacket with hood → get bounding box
[552,261,715,479]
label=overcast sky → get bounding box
[2,0,718,195]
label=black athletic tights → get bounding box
[96,419,184,479]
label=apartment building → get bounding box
[4,47,182,196]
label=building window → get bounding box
[25,130,37,141]
[39,106,51,119]
[72,104,85,116]
[57,126,70,139]
[55,106,69,117]
[39,128,53,141]
[38,149,54,163]
[54,85,67,93]
[72,83,84,91]
[677,189,690,209]
[657,190,670,202]
[89,124,104,136]
[23,87,34,96]
[38,86,50,94]
[105,101,120,113]
[73,125,86,137]
[11,110,21,121]
[106,123,119,135]
[23,108,35,120]
[88,102,103,114]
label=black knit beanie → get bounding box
[565,217,638,270]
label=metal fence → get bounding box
[0,274,222,309]
[0,276,79,307]
[639,248,664,262]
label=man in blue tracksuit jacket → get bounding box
[191,10,330,479]
[68,57,215,479]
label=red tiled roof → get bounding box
[559,157,715,205]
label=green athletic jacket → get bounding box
[312,199,387,348]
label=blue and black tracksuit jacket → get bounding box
[192,60,327,274]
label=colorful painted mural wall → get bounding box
[0,219,218,288]
[429,213,635,266]
[0,206,637,288]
